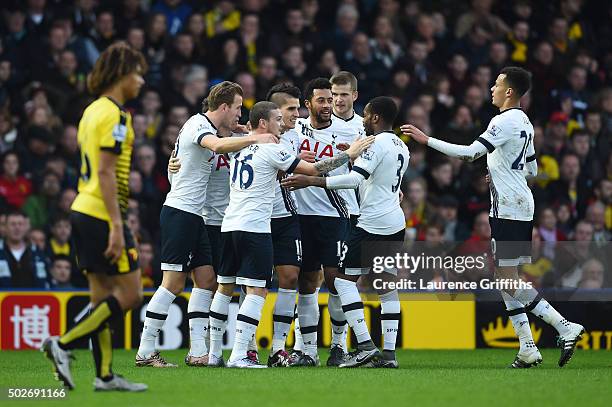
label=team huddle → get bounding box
[136,72,407,369]
[42,46,585,391]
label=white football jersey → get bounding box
[221,143,301,233]
[477,108,535,221]
[352,131,409,234]
[202,152,230,226]
[294,117,354,218]
[272,128,300,218]
[164,113,216,216]
[332,112,364,216]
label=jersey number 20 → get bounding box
[511,131,532,170]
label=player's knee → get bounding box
[217,283,234,296]
[278,273,298,290]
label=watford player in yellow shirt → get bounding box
[43,42,148,392]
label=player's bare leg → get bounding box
[496,266,583,367]
[185,266,217,366]
[268,265,299,367]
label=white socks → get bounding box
[501,291,536,354]
[379,290,400,352]
[272,288,297,352]
[138,286,176,357]
[293,306,303,352]
[335,278,372,346]
[187,288,213,357]
[328,293,347,351]
[514,288,572,336]
[297,292,319,358]
[209,292,231,358]
[229,294,265,363]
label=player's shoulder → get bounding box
[184,113,217,134]
[492,107,530,127]
[85,97,122,120]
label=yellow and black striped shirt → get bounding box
[71,97,134,221]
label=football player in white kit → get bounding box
[135,82,278,367]
[402,67,584,368]
[265,84,307,367]
[326,71,365,365]
[209,101,374,368]
[290,78,359,366]
[283,96,409,368]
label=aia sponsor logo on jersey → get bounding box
[208,153,230,171]
[299,138,334,159]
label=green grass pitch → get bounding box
[1,349,610,407]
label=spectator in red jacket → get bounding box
[0,151,32,209]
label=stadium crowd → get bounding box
[0,0,610,290]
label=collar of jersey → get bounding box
[105,96,125,111]
[499,107,523,115]
[332,111,354,122]
[200,113,218,130]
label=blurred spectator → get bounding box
[537,206,566,260]
[46,216,76,271]
[327,4,359,62]
[269,7,320,62]
[22,171,61,229]
[29,227,46,251]
[205,0,240,39]
[507,20,529,64]
[90,10,117,53]
[49,255,73,289]
[435,194,470,242]
[0,211,48,288]
[235,71,256,120]
[255,55,279,100]
[370,15,403,70]
[139,238,160,288]
[151,0,192,36]
[577,258,605,289]
[0,151,32,209]
[586,201,610,245]
[344,32,388,107]
[543,152,589,219]
[454,0,509,40]
[168,64,208,114]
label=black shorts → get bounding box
[217,231,273,288]
[341,226,405,276]
[70,211,139,275]
[489,217,533,267]
[299,215,349,272]
[160,206,212,272]
[205,224,222,271]
[271,215,302,267]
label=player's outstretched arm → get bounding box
[290,136,375,177]
[200,132,279,153]
[401,124,488,162]
[281,170,366,190]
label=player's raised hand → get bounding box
[168,153,181,174]
[346,135,376,159]
[104,226,125,264]
[234,123,250,134]
[400,124,429,144]
[281,174,314,190]
[252,133,280,144]
[299,150,316,162]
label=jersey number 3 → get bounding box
[391,154,405,192]
[511,131,532,170]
